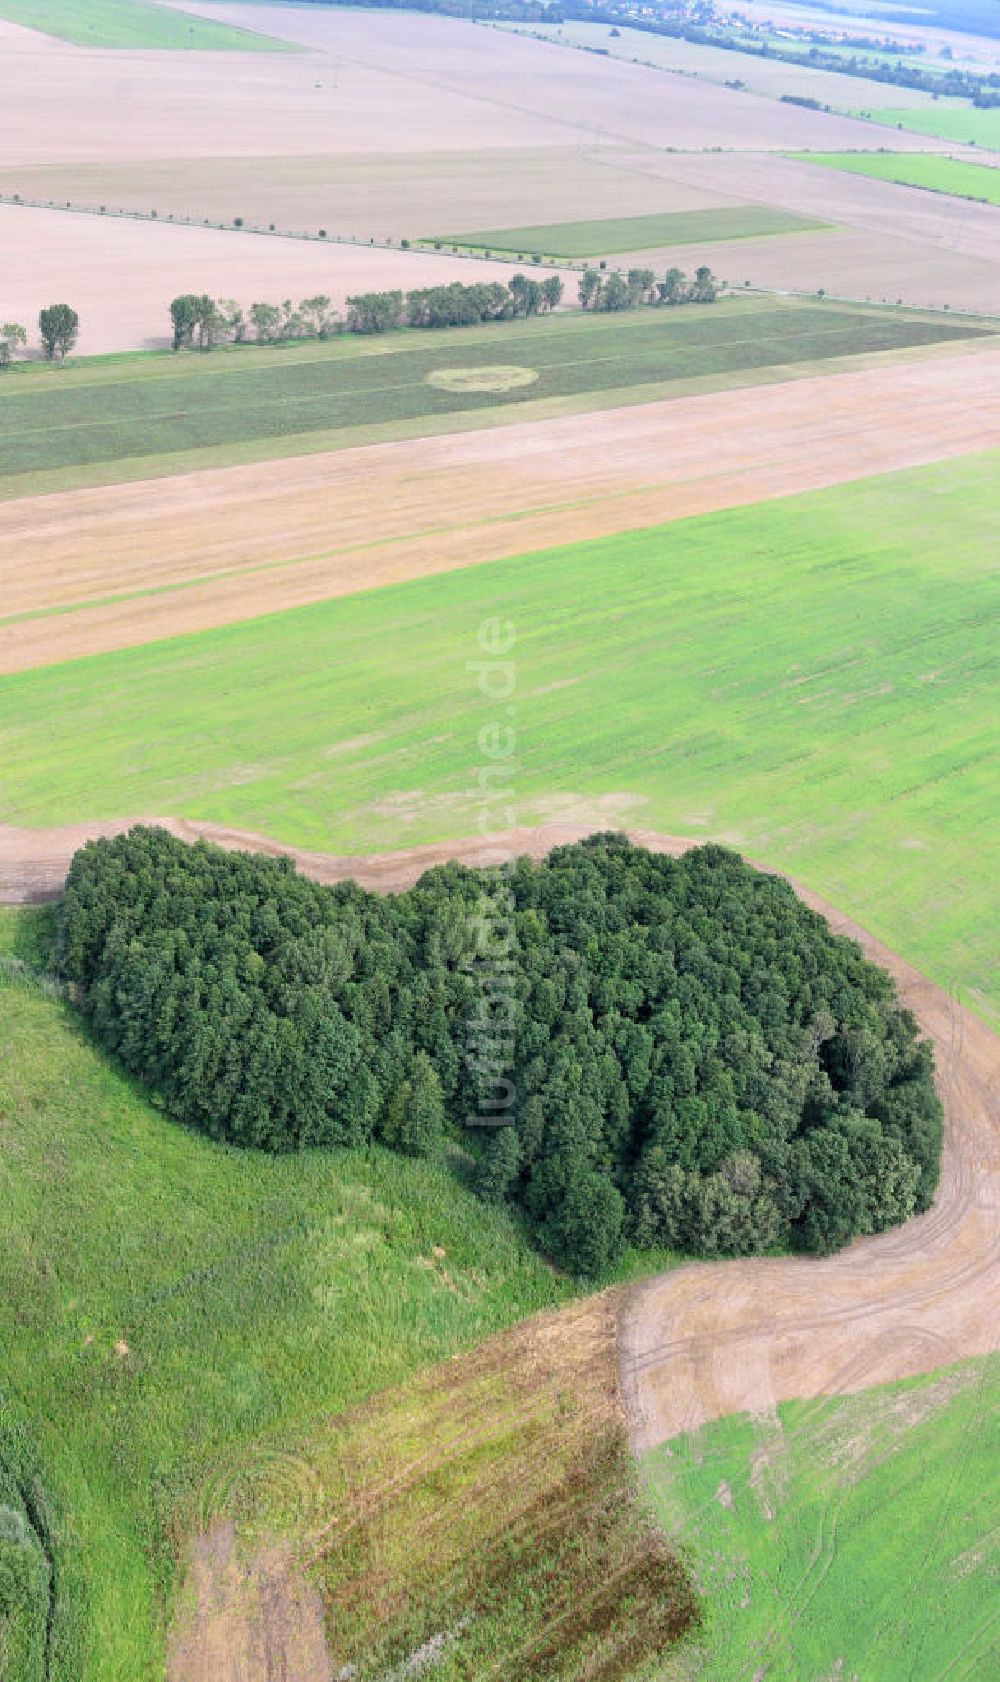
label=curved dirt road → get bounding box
[619,892,1000,1451]
[2,817,997,1451]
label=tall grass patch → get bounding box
[0,920,570,1679]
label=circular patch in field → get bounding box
[426,364,540,394]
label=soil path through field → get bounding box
[3,815,997,1459]
[167,1520,333,1682]
[4,342,999,674]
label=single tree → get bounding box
[508,273,543,318]
[627,267,655,305]
[216,298,247,343]
[38,303,78,361]
[597,273,631,312]
[658,267,687,306]
[545,1170,625,1276]
[169,293,201,351]
[691,265,718,304]
[383,1052,445,1158]
[630,1147,690,1249]
[193,294,223,351]
[250,301,282,343]
[279,297,303,339]
[299,294,335,338]
[541,275,564,312]
[578,267,602,309]
[0,322,27,369]
[346,291,404,334]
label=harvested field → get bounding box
[0,4,908,177]
[2,817,997,1450]
[0,146,727,245]
[0,13,565,169]
[1,296,980,472]
[613,222,1000,314]
[167,1522,333,1682]
[614,158,1000,309]
[651,148,1000,259]
[503,19,944,110]
[435,206,828,255]
[182,3,920,153]
[0,203,569,357]
[0,4,986,322]
[3,338,997,671]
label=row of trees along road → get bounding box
[169,274,565,349]
[59,829,942,1278]
[0,271,715,366]
[579,265,719,310]
[0,304,78,367]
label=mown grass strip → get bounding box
[643,1356,1000,1680]
[432,207,830,256]
[0,0,295,50]
[795,150,1000,206]
[861,104,1000,150]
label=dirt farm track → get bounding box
[2,817,997,1453]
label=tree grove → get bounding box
[58,830,941,1276]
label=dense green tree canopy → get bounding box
[37,303,78,361]
[59,830,941,1275]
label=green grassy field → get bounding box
[2,449,997,1027]
[433,207,829,257]
[643,1356,1000,1680]
[0,924,575,1680]
[865,103,1000,150]
[0,301,985,494]
[798,150,1000,206]
[0,0,293,50]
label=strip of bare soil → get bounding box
[3,342,998,673]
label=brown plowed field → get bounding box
[180,4,918,156]
[5,343,999,674]
[1,3,991,339]
[0,5,919,171]
[643,150,1000,271]
[615,224,1000,316]
[3,818,997,1459]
